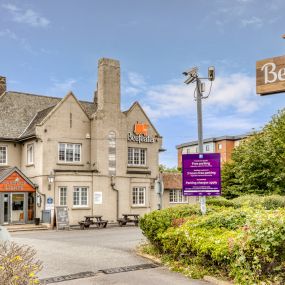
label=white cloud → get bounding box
[0,28,33,52]
[2,4,50,28]
[241,16,263,27]
[48,79,77,97]
[128,72,146,87]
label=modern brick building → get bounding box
[0,58,164,225]
[176,134,249,169]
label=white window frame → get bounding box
[58,143,81,163]
[59,186,67,206]
[169,189,188,204]
[218,143,222,150]
[0,146,7,165]
[73,187,88,207]
[27,144,34,165]
[132,187,146,206]
[205,145,210,152]
[128,148,146,166]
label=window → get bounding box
[108,131,116,175]
[0,146,7,165]
[27,144,34,165]
[128,148,146,166]
[132,187,146,206]
[73,187,88,207]
[195,146,198,153]
[58,143,81,163]
[169,190,188,203]
[218,144,222,150]
[59,187,67,206]
[205,145,210,152]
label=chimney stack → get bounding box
[97,58,120,112]
[0,76,6,95]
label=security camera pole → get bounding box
[183,66,215,214]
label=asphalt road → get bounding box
[11,227,209,285]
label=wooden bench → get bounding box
[117,214,139,226]
[79,215,108,230]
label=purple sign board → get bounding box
[182,153,221,196]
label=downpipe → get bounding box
[111,175,119,220]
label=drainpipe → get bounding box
[110,175,119,220]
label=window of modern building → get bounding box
[58,143,81,163]
[108,131,116,175]
[128,148,146,166]
[218,144,222,150]
[27,144,34,165]
[205,145,210,151]
[132,187,146,206]
[59,187,67,206]
[169,189,188,203]
[0,146,7,165]
[73,187,88,207]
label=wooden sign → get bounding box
[0,171,35,192]
[55,206,69,230]
[256,55,285,95]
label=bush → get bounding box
[140,204,285,284]
[139,205,202,248]
[0,241,42,285]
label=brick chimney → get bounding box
[0,76,6,95]
[97,58,120,112]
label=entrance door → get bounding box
[4,194,9,224]
[11,193,25,223]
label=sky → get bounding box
[1,0,285,167]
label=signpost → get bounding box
[256,54,285,95]
[182,153,221,197]
[55,206,69,230]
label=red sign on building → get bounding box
[0,171,35,192]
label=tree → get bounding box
[222,109,285,198]
[159,164,181,173]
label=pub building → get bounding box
[0,58,166,226]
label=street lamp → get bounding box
[183,66,215,214]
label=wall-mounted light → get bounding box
[48,171,55,190]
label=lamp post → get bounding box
[183,66,215,214]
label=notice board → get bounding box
[182,153,221,196]
[55,206,69,230]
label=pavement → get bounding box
[11,226,209,285]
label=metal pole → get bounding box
[196,79,206,215]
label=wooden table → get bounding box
[117,214,140,226]
[79,215,108,229]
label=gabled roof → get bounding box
[0,91,97,140]
[162,172,182,190]
[124,101,161,138]
[0,166,36,187]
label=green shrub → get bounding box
[140,204,285,284]
[0,241,42,285]
[139,205,202,248]
[206,197,236,208]
[262,195,285,209]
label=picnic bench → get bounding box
[117,214,140,226]
[79,215,108,230]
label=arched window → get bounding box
[108,131,116,176]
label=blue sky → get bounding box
[1,0,285,167]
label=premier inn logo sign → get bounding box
[128,122,156,143]
[256,55,285,95]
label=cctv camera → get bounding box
[182,67,198,77]
[184,76,196,85]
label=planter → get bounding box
[34,218,40,225]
